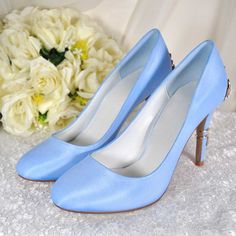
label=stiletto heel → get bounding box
[195,78,231,166]
[195,114,212,166]
[195,79,231,166]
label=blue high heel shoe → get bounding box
[51,40,230,213]
[16,29,173,181]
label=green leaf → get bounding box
[68,91,77,100]
[68,92,89,106]
[38,111,48,125]
[8,56,12,65]
[40,48,50,58]
[39,47,68,66]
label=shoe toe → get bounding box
[16,137,81,181]
[51,158,103,212]
[51,156,167,213]
[51,157,134,213]
[16,151,42,180]
[51,164,85,211]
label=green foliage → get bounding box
[40,47,68,66]
[38,111,48,124]
[68,92,78,100]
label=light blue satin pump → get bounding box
[51,40,230,213]
[16,29,173,181]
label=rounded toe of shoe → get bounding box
[16,149,51,181]
[16,136,85,181]
[16,152,37,180]
[51,191,69,212]
[50,157,130,213]
[16,137,64,181]
[51,160,98,212]
[51,178,78,212]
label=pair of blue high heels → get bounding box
[16,29,230,213]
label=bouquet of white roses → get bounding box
[0,7,123,136]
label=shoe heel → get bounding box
[195,113,212,166]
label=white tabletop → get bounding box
[0,111,235,236]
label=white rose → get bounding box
[76,15,103,40]
[0,29,41,69]
[1,70,30,97]
[57,51,80,92]
[59,65,75,92]
[75,68,100,96]
[88,32,123,60]
[0,21,3,33]
[0,45,14,82]
[31,8,78,51]
[3,7,37,32]
[30,57,61,94]
[47,98,78,130]
[83,56,114,83]
[1,93,36,136]
[82,33,123,83]
[30,57,69,113]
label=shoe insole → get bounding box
[70,67,143,146]
[92,81,197,177]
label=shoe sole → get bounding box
[53,189,168,214]
[18,174,55,183]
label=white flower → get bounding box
[0,29,41,70]
[88,32,123,60]
[3,7,38,32]
[30,57,61,95]
[30,57,70,113]
[57,51,80,91]
[47,98,78,130]
[75,68,100,97]
[76,15,102,40]
[0,7,123,136]
[0,20,3,33]
[1,93,36,136]
[31,8,79,51]
[1,70,30,98]
[0,45,13,82]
